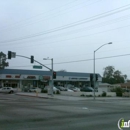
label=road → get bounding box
[0,94,130,130]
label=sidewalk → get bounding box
[16,92,130,101]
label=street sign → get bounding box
[33,65,42,69]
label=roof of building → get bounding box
[120,83,130,87]
[0,69,101,77]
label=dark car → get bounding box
[80,87,94,92]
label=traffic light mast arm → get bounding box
[35,59,51,71]
[16,55,51,71]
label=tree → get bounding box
[102,66,126,84]
[123,74,127,79]
[113,70,124,83]
[0,52,8,69]
[103,66,115,78]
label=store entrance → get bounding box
[3,81,18,88]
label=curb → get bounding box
[15,93,54,99]
[15,93,130,101]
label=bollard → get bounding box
[36,90,38,97]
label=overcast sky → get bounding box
[1,0,130,78]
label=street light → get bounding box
[93,42,112,100]
[43,58,53,96]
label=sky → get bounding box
[1,0,130,78]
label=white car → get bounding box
[53,86,60,93]
[0,87,16,94]
[44,86,60,93]
[73,87,80,92]
[67,89,74,92]
[29,87,41,92]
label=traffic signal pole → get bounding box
[51,58,53,96]
[17,55,54,96]
[16,55,51,71]
[93,51,96,100]
[8,52,55,96]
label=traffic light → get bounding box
[30,56,34,63]
[8,51,12,59]
[96,74,98,81]
[53,72,56,79]
[90,74,93,81]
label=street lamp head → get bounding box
[43,57,53,60]
[43,57,49,60]
[108,42,112,44]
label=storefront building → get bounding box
[0,69,102,89]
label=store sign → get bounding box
[6,75,11,78]
[15,75,20,78]
[43,76,50,80]
[69,77,88,81]
[27,76,36,79]
[39,75,50,81]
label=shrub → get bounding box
[86,95,93,97]
[56,90,60,94]
[23,88,29,92]
[115,87,123,97]
[107,95,112,97]
[102,91,106,97]
[111,87,123,97]
[41,89,47,93]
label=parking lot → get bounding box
[0,93,130,130]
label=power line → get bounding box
[53,53,130,65]
[21,4,130,36]
[1,4,130,44]
[1,23,130,49]
[8,53,130,68]
[23,3,130,37]
[0,0,101,32]
[55,44,130,59]
[0,0,79,30]
[13,14,130,44]
[1,22,130,47]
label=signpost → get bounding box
[33,65,42,69]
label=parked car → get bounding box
[22,86,30,92]
[65,84,74,89]
[55,86,67,91]
[0,87,17,94]
[80,87,94,92]
[29,87,41,92]
[53,87,60,93]
[67,88,74,92]
[44,86,60,93]
[72,87,80,92]
[29,87,36,92]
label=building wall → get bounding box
[0,69,102,89]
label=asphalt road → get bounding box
[0,94,130,130]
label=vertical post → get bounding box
[93,42,112,100]
[93,51,96,100]
[0,55,1,66]
[51,58,53,96]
